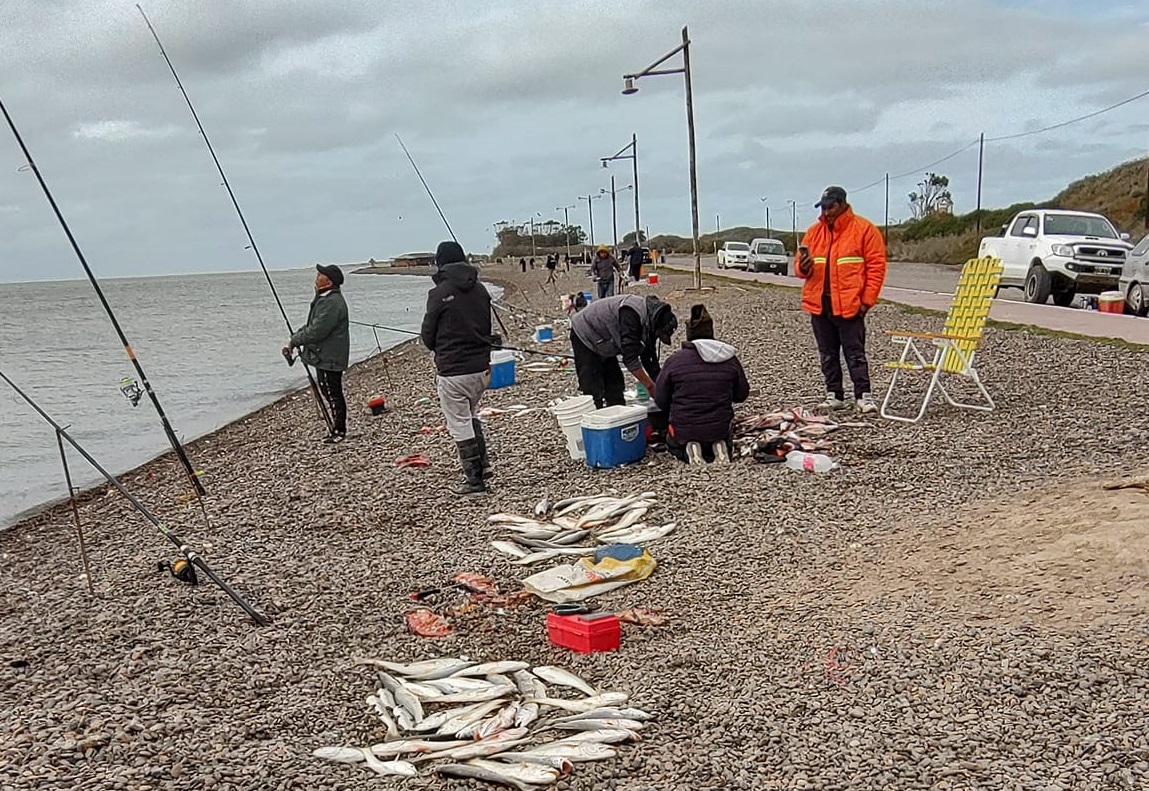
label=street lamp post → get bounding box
[601,179,635,254]
[759,196,771,238]
[556,204,575,263]
[786,200,797,249]
[578,194,603,260]
[621,26,701,289]
[601,133,641,247]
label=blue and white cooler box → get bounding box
[489,350,516,389]
[580,404,649,468]
[534,324,554,343]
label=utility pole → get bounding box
[787,200,797,248]
[610,175,618,252]
[556,204,575,262]
[884,173,890,243]
[975,132,985,237]
[578,194,602,260]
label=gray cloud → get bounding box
[1,0,1147,282]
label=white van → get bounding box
[749,238,788,275]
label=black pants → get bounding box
[628,262,642,282]
[571,331,626,409]
[810,311,870,397]
[317,368,347,435]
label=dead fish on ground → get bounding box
[490,540,530,559]
[552,706,653,723]
[429,682,516,704]
[545,727,640,744]
[436,699,505,736]
[466,758,561,786]
[517,740,619,762]
[415,728,531,762]
[488,753,574,773]
[377,671,423,723]
[435,761,534,791]
[360,748,418,777]
[411,700,493,733]
[532,665,597,697]
[451,660,530,677]
[362,657,475,679]
[313,746,365,764]
[369,737,470,757]
[550,718,646,733]
[533,494,552,518]
[365,695,400,740]
[528,691,628,712]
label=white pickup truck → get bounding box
[978,209,1132,305]
[716,241,751,270]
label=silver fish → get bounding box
[377,688,397,709]
[605,506,648,531]
[437,699,504,736]
[313,746,365,764]
[450,661,529,677]
[399,679,444,700]
[360,748,418,777]
[528,692,628,712]
[521,740,619,761]
[551,515,581,530]
[467,758,560,786]
[549,728,639,744]
[550,718,646,733]
[549,529,593,546]
[416,728,531,762]
[514,701,539,728]
[476,702,520,739]
[552,707,653,723]
[532,665,597,697]
[489,752,574,773]
[490,540,530,559]
[365,695,400,740]
[533,494,552,518]
[370,737,469,757]
[424,676,496,694]
[394,706,415,732]
[431,682,516,704]
[378,671,423,723]
[412,700,493,733]
[600,522,676,545]
[362,657,475,680]
[436,762,533,791]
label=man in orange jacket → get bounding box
[795,186,887,414]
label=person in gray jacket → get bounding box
[284,264,350,443]
[570,293,677,408]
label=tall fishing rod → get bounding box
[394,133,512,341]
[0,365,269,626]
[137,4,333,435]
[350,320,576,361]
[0,95,206,498]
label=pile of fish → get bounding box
[488,491,676,566]
[733,406,867,461]
[316,657,650,789]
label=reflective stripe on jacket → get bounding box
[796,207,887,318]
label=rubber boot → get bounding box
[452,439,487,496]
[472,419,493,480]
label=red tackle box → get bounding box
[546,612,621,653]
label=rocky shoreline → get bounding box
[2,264,1148,790]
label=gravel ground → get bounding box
[3,264,1148,791]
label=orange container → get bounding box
[1098,291,1124,315]
[647,272,659,285]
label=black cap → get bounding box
[814,185,847,209]
[435,240,467,267]
[316,263,344,286]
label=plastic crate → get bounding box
[546,612,620,653]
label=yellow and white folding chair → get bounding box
[879,256,1003,424]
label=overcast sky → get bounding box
[1,0,1147,282]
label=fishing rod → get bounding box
[394,133,513,341]
[350,321,576,361]
[137,5,333,435]
[0,95,207,498]
[0,365,270,626]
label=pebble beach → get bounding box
[3,264,1149,790]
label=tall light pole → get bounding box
[787,200,797,250]
[759,196,771,237]
[601,133,641,246]
[622,26,701,289]
[578,194,603,260]
[556,203,575,262]
[602,179,635,254]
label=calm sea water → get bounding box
[0,268,452,528]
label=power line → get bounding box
[986,86,1149,142]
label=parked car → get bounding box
[748,238,789,275]
[978,209,1132,305]
[716,241,751,270]
[1119,234,1149,316]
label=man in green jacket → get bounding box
[283,264,350,443]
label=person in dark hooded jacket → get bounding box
[421,241,494,495]
[284,263,350,443]
[654,304,750,464]
[570,294,677,409]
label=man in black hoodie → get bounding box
[421,241,494,496]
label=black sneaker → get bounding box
[323,433,346,445]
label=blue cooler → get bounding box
[489,350,516,389]
[580,405,648,468]
[535,324,554,343]
[583,290,593,303]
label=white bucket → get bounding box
[550,395,596,459]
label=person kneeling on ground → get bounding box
[570,293,677,409]
[420,240,495,496]
[654,305,750,465]
[284,264,350,444]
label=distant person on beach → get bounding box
[421,240,494,496]
[654,304,750,465]
[591,246,620,299]
[545,254,558,285]
[284,264,350,443]
[570,294,677,409]
[519,257,527,273]
[529,257,536,270]
[626,242,645,283]
[795,185,887,415]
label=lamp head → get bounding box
[621,76,638,95]
[601,160,608,168]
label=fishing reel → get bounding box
[158,558,198,585]
[119,377,143,407]
[282,348,296,367]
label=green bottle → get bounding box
[635,382,649,402]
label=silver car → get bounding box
[1120,234,1149,316]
